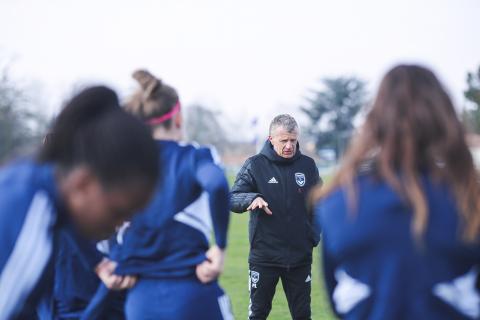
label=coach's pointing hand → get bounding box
[247,197,273,215]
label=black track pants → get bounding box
[248,264,312,320]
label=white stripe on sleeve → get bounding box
[0,191,55,320]
[173,192,213,241]
[217,294,234,320]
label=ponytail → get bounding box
[124,69,179,128]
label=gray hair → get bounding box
[269,114,299,135]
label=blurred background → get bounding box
[1,1,479,318]
[1,0,480,174]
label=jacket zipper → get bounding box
[282,165,291,270]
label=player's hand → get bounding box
[247,197,272,215]
[196,245,225,284]
[95,258,137,290]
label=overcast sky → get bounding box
[1,0,479,137]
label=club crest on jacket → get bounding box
[295,173,306,187]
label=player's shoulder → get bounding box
[0,160,55,214]
[0,160,38,205]
[0,159,35,183]
[178,141,222,165]
[178,141,215,153]
[0,161,54,258]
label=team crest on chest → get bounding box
[295,172,306,187]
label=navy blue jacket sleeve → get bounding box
[194,149,230,249]
[0,190,55,319]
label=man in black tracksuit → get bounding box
[230,114,321,320]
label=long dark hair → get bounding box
[314,65,480,241]
[38,86,159,190]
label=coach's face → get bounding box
[269,126,298,159]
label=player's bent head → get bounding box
[38,86,159,240]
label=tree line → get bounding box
[1,64,480,163]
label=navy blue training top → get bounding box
[316,173,480,320]
[0,161,64,319]
[48,229,127,319]
[113,140,230,279]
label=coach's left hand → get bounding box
[196,245,225,284]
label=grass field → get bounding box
[220,212,336,320]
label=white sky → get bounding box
[1,0,479,138]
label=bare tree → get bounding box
[184,104,228,153]
[463,65,480,133]
[301,76,368,160]
[0,63,48,164]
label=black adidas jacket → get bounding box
[230,140,322,268]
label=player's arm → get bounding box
[193,151,230,284]
[0,191,57,319]
[195,161,230,250]
[230,158,265,213]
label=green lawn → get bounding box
[220,212,336,320]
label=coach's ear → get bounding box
[268,136,272,142]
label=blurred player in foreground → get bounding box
[89,70,233,320]
[0,86,159,319]
[315,65,480,320]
